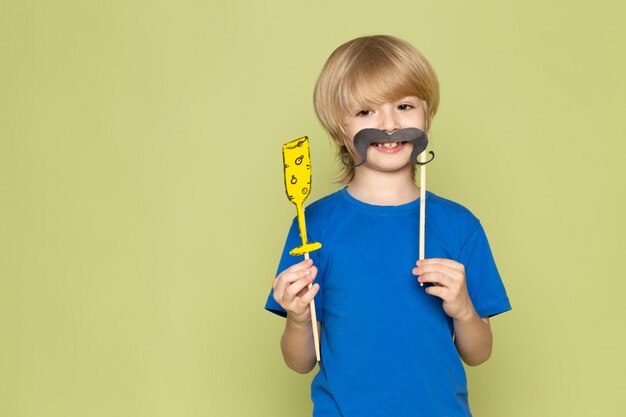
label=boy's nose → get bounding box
[379,110,400,133]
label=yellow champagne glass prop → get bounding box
[283,137,323,255]
[282,136,322,361]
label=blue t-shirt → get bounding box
[266,189,511,417]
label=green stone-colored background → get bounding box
[2,1,624,415]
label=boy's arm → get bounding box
[413,258,493,366]
[272,258,320,373]
[452,313,492,366]
[281,319,321,373]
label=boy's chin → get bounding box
[359,157,414,173]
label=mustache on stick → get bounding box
[342,128,435,168]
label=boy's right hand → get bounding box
[272,258,319,324]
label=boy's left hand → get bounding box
[413,258,474,321]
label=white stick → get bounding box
[419,152,427,286]
[304,251,321,361]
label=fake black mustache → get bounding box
[342,128,435,168]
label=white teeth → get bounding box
[375,142,400,148]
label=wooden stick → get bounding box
[304,251,321,361]
[419,152,427,286]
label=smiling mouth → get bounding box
[372,141,407,149]
[344,128,433,168]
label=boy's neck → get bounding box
[347,169,420,206]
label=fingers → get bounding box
[281,278,320,317]
[273,259,313,285]
[413,258,475,320]
[296,282,320,306]
[273,259,314,293]
[424,284,446,298]
[273,259,319,314]
[284,282,321,324]
[415,258,465,272]
[283,266,318,300]
[413,258,465,288]
[414,269,452,287]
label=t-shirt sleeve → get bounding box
[264,217,324,322]
[460,221,511,318]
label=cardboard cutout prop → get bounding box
[282,136,322,361]
[342,127,435,168]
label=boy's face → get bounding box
[342,96,428,173]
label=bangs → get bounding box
[338,50,423,117]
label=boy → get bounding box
[265,35,511,417]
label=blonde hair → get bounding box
[313,35,440,183]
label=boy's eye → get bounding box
[398,103,413,111]
[356,109,372,117]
